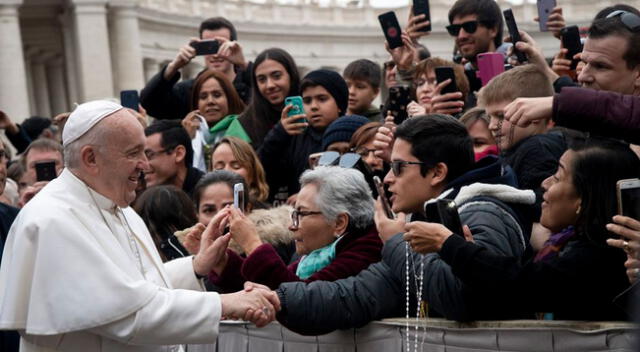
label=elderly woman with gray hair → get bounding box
[208,166,382,291]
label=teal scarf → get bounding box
[295,236,342,279]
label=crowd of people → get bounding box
[1,0,640,351]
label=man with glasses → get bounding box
[144,120,204,197]
[272,115,534,334]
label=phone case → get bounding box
[412,0,431,32]
[617,178,640,220]
[387,85,411,125]
[378,12,403,49]
[561,26,583,70]
[503,9,527,63]
[284,96,306,125]
[35,161,57,182]
[477,52,505,86]
[190,40,220,56]
[120,90,139,111]
[435,67,458,94]
[537,0,557,32]
[424,199,464,237]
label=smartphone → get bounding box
[284,96,307,125]
[374,176,394,219]
[190,39,220,56]
[120,90,139,111]
[35,160,57,182]
[476,52,505,86]
[434,67,459,95]
[378,11,403,49]
[561,25,583,70]
[537,0,557,32]
[424,199,464,237]
[617,178,640,220]
[233,183,245,213]
[503,9,527,63]
[387,85,411,125]
[412,0,431,32]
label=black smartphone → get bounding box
[503,9,527,63]
[424,199,464,237]
[35,160,57,182]
[387,85,411,125]
[412,0,431,32]
[617,178,640,220]
[373,176,394,219]
[190,40,220,56]
[561,25,583,70]
[120,90,139,111]
[378,11,403,49]
[434,67,459,95]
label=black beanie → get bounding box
[302,69,349,115]
[321,115,370,151]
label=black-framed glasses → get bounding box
[144,147,175,160]
[606,10,640,32]
[390,160,426,176]
[446,20,481,36]
[291,209,323,228]
[353,147,376,158]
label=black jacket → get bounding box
[258,123,323,203]
[182,166,205,198]
[276,156,535,334]
[140,64,252,120]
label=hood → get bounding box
[444,155,518,197]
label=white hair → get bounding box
[63,118,111,169]
[299,166,374,231]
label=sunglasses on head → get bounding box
[446,20,481,36]
[606,10,640,32]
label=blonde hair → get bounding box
[478,64,554,108]
[213,137,269,202]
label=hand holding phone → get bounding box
[412,0,431,32]
[424,199,464,237]
[387,85,411,125]
[374,176,394,219]
[560,25,583,70]
[617,178,640,220]
[503,9,527,63]
[537,0,557,32]
[35,161,57,182]
[434,67,459,95]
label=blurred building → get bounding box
[0,0,633,121]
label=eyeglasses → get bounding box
[316,151,366,169]
[384,61,396,70]
[606,10,640,32]
[291,209,323,228]
[354,147,376,158]
[390,160,426,176]
[144,147,174,160]
[446,20,481,36]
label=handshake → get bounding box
[219,281,280,328]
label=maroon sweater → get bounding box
[209,225,382,291]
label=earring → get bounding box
[576,205,581,215]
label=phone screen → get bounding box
[120,90,139,111]
[620,186,640,220]
[234,183,245,213]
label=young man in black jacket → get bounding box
[272,115,535,334]
[140,17,252,120]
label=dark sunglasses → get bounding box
[316,151,362,168]
[446,20,481,36]
[383,61,396,70]
[606,10,640,32]
[390,160,426,176]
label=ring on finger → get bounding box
[623,241,632,254]
[262,306,270,315]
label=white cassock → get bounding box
[0,169,222,351]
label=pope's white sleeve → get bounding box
[163,255,204,291]
[89,288,221,345]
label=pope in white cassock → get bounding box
[0,101,279,351]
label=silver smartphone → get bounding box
[233,183,245,213]
[537,0,557,32]
[616,178,640,220]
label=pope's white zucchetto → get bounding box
[62,100,124,147]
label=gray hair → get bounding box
[299,166,374,231]
[63,118,110,169]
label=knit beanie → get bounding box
[302,69,349,114]
[321,115,370,150]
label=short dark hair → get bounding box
[415,43,432,61]
[343,59,382,90]
[394,114,474,182]
[589,10,640,70]
[199,17,237,41]
[193,170,248,211]
[21,138,63,168]
[22,116,52,140]
[569,137,640,244]
[448,0,504,48]
[593,4,640,21]
[144,120,193,167]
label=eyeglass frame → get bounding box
[144,146,176,160]
[606,10,640,32]
[291,209,323,228]
[390,160,427,176]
